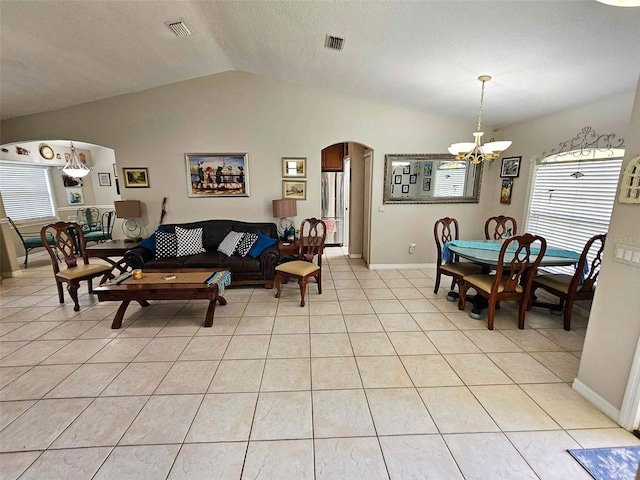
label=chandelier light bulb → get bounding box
[60,142,91,178]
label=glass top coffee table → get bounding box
[95,271,228,329]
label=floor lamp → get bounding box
[272,198,297,241]
[114,200,144,242]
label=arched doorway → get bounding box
[320,141,373,264]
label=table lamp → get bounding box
[114,200,143,242]
[272,198,297,241]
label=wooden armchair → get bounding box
[433,217,482,295]
[274,218,326,306]
[530,234,606,330]
[459,233,546,330]
[485,215,518,240]
[41,222,112,311]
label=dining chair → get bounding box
[77,207,101,233]
[41,222,113,311]
[485,215,518,240]
[433,217,483,295]
[7,217,59,268]
[274,218,326,306]
[83,211,116,244]
[529,233,606,331]
[458,233,546,330]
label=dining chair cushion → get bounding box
[440,262,483,276]
[463,273,523,294]
[276,260,320,277]
[56,264,111,281]
[533,274,573,294]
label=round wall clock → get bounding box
[39,144,54,160]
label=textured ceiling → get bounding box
[2,1,640,126]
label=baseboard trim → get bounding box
[348,254,362,259]
[1,269,23,278]
[369,263,436,270]
[573,378,621,423]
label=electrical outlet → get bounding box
[409,243,416,254]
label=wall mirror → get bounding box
[383,153,482,204]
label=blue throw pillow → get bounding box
[138,225,167,252]
[248,231,277,258]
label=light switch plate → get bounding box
[613,244,640,267]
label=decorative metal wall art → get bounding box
[541,126,624,159]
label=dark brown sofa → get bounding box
[124,220,280,288]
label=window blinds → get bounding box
[0,162,56,222]
[526,157,623,274]
[435,163,466,197]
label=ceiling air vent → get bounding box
[325,34,345,51]
[165,20,192,37]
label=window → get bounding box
[0,162,56,222]
[434,161,467,197]
[525,149,624,274]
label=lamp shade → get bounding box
[114,200,142,219]
[272,198,297,218]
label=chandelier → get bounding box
[448,75,512,164]
[60,142,91,178]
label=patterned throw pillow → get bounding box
[235,233,258,257]
[175,226,205,257]
[217,231,244,257]
[155,231,177,259]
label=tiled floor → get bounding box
[1,247,638,479]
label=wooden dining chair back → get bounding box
[531,233,606,330]
[459,233,546,330]
[485,215,518,240]
[41,222,112,311]
[8,216,59,268]
[433,217,483,294]
[274,218,327,306]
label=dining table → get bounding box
[443,239,581,319]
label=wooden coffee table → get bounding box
[95,271,228,329]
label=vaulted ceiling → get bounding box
[2,1,640,126]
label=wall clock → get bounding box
[39,144,54,160]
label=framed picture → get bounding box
[401,185,410,194]
[113,163,118,178]
[67,188,84,205]
[62,174,82,188]
[98,172,112,186]
[283,180,306,200]
[403,165,410,174]
[282,157,306,178]
[115,178,120,195]
[185,153,249,197]
[122,168,150,188]
[409,174,417,184]
[500,156,521,178]
[422,177,432,191]
[394,175,402,184]
[423,161,433,177]
[500,178,514,204]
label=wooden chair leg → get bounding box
[274,273,282,299]
[487,299,496,330]
[299,277,308,307]
[56,281,65,304]
[68,281,80,311]
[518,299,527,329]
[87,278,93,294]
[458,282,468,310]
[317,270,322,294]
[563,298,574,331]
[434,271,441,294]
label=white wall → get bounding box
[0,71,487,265]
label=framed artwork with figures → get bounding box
[500,156,521,178]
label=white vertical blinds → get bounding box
[0,162,56,222]
[526,156,623,274]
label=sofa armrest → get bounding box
[124,247,154,269]
[259,244,280,280]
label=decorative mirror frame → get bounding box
[383,153,483,204]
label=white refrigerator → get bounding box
[321,172,345,245]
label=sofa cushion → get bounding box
[155,231,177,258]
[235,233,258,257]
[143,257,186,270]
[221,254,261,273]
[182,251,226,269]
[218,231,244,257]
[249,231,277,258]
[175,226,205,257]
